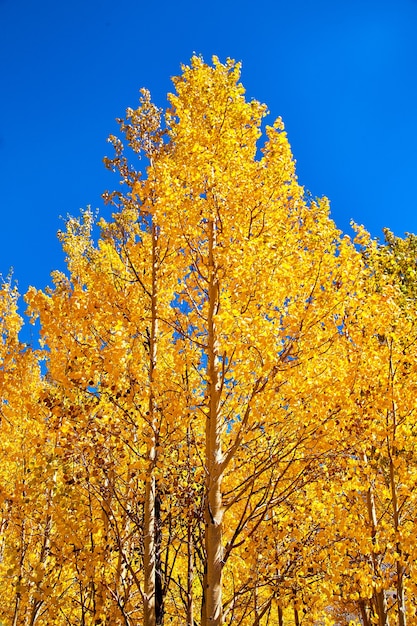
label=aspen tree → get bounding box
[129,56,365,624]
[0,283,64,625]
[24,57,375,625]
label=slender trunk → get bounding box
[29,475,55,626]
[294,605,300,626]
[396,554,407,626]
[96,467,113,622]
[388,451,407,626]
[143,470,156,625]
[204,218,224,626]
[85,467,99,620]
[143,223,159,626]
[359,599,371,626]
[28,601,43,626]
[187,427,194,626]
[387,349,407,626]
[12,517,25,626]
[278,605,283,626]
[115,507,131,618]
[373,580,390,626]
[155,491,164,625]
[187,511,194,626]
[12,588,21,626]
[201,565,207,626]
[364,453,390,626]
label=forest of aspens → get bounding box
[1,56,417,626]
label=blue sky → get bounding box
[1,0,417,297]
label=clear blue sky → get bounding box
[1,0,417,296]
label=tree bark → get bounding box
[187,511,195,626]
[365,453,390,626]
[144,474,156,626]
[388,455,407,626]
[387,349,407,626]
[359,600,371,626]
[143,223,159,626]
[155,491,164,625]
[294,605,300,626]
[204,218,224,626]
[187,427,195,626]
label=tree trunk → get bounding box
[204,218,224,626]
[187,426,195,626]
[359,600,371,626]
[388,448,407,626]
[29,472,56,626]
[143,473,156,626]
[294,604,300,626]
[143,224,159,626]
[12,521,25,626]
[386,351,407,626]
[155,490,164,625]
[187,512,194,626]
[365,453,390,626]
[201,565,207,626]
